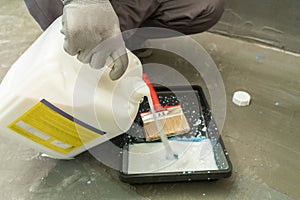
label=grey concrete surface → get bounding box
[211,0,300,54]
[0,1,300,200]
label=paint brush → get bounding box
[141,74,191,142]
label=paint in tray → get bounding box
[120,86,232,183]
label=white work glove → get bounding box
[61,0,128,80]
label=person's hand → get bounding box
[61,0,128,80]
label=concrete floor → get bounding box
[0,1,300,199]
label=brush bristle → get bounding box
[142,106,191,142]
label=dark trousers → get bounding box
[24,0,224,50]
[24,0,224,33]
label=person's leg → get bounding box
[111,0,224,52]
[25,0,223,33]
[24,0,63,30]
[142,0,224,35]
[110,0,162,53]
[111,0,224,34]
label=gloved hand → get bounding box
[61,0,128,80]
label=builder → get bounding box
[24,0,224,79]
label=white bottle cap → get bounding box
[232,91,251,106]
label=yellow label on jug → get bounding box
[8,99,103,154]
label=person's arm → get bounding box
[61,0,128,80]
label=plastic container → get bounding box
[119,85,232,183]
[0,17,148,159]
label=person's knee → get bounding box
[163,0,225,34]
[205,0,224,28]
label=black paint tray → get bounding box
[119,85,232,184]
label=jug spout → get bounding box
[131,81,150,104]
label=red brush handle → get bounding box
[142,74,163,111]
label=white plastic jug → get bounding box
[0,17,149,159]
